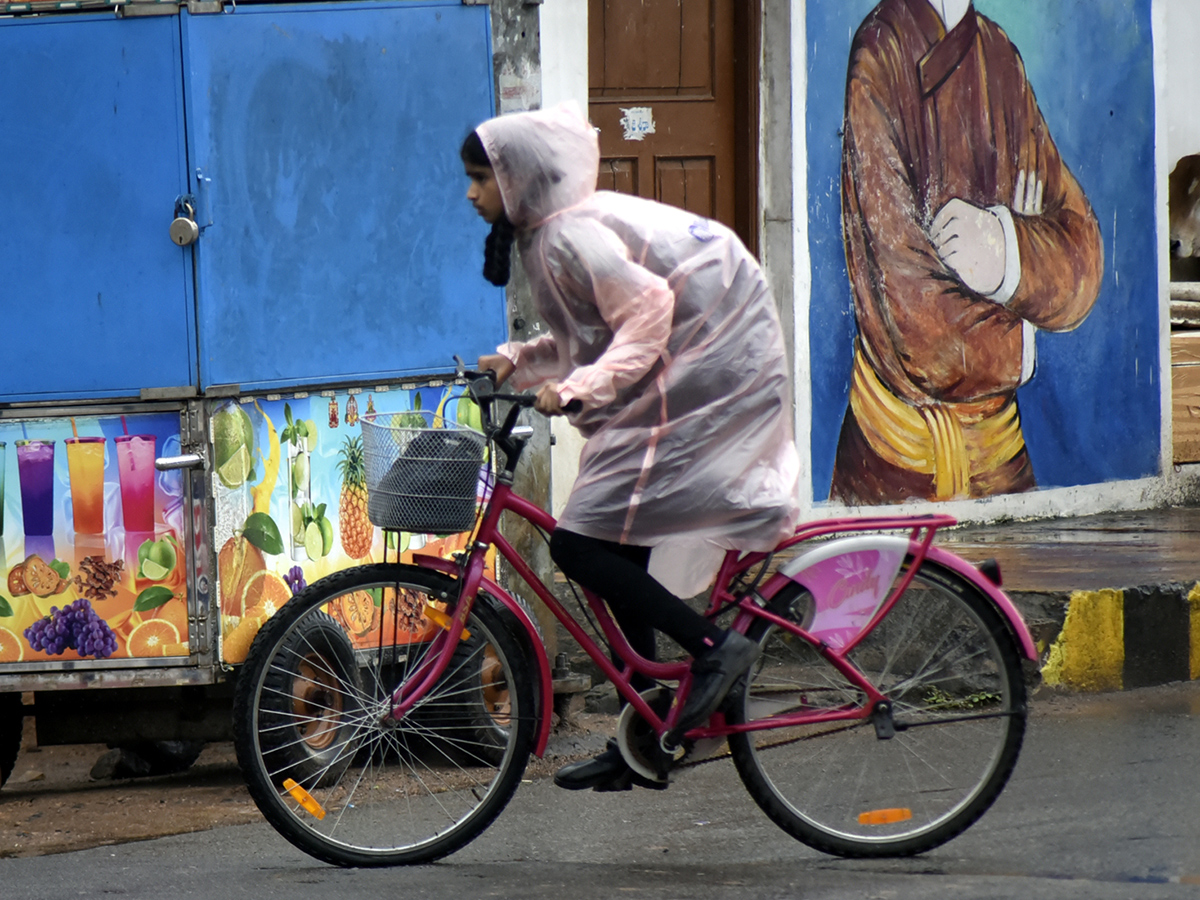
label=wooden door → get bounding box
[588,0,756,250]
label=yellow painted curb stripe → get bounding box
[1041,588,1124,692]
[1187,582,1200,681]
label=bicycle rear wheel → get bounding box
[728,558,1026,857]
[233,563,536,867]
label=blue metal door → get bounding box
[0,15,195,402]
[182,1,504,392]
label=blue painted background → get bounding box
[806,0,1158,500]
[186,1,504,391]
[0,15,194,402]
[0,2,503,402]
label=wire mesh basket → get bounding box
[361,415,488,534]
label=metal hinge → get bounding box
[140,385,198,400]
[121,0,180,16]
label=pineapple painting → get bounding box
[336,435,373,559]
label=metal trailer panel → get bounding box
[183,1,505,393]
[0,14,196,403]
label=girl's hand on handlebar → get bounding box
[476,354,515,386]
[539,382,591,416]
[534,383,565,416]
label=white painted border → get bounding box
[799,0,1196,524]
[1154,0,1173,485]
[793,0,814,513]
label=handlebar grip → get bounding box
[563,399,582,414]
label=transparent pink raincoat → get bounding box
[478,104,799,585]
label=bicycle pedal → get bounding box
[654,741,687,781]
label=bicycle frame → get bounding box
[374,367,1037,758]
[387,475,691,757]
[388,466,1037,758]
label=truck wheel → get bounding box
[116,740,206,776]
[408,630,514,766]
[252,611,362,787]
[0,692,24,788]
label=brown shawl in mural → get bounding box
[830,0,1103,504]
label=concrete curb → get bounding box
[1012,582,1200,692]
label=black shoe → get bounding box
[665,631,759,747]
[553,740,668,792]
[554,742,627,791]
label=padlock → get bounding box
[170,201,199,246]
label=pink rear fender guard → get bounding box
[775,537,1037,662]
[411,553,554,758]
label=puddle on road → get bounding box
[1032,680,1200,720]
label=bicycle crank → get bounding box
[615,688,681,784]
[615,688,730,782]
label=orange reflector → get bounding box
[857,808,913,826]
[424,603,471,640]
[283,778,327,820]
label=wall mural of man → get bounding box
[829,0,1105,504]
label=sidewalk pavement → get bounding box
[939,507,1200,693]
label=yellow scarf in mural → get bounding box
[849,349,1027,500]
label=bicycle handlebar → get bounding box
[453,355,582,437]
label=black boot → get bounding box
[553,740,668,792]
[665,631,759,747]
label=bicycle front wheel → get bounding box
[728,559,1026,858]
[233,563,536,867]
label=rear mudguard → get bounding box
[412,553,553,757]
[773,535,1037,661]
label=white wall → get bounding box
[539,0,589,113]
[539,0,589,515]
[1165,0,1200,172]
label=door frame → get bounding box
[734,0,762,257]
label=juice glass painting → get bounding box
[116,434,156,534]
[65,437,106,534]
[16,439,55,536]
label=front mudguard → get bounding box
[412,554,554,757]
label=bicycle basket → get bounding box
[361,417,487,534]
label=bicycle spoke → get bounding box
[234,564,536,866]
[729,562,1026,858]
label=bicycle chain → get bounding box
[675,721,861,771]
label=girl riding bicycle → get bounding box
[230,104,1029,867]
[462,102,801,792]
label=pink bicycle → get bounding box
[233,365,1037,867]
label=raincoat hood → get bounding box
[475,102,599,228]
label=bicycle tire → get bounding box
[728,558,1026,858]
[233,563,536,867]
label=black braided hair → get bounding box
[461,130,514,287]
[483,217,515,287]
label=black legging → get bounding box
[549,529,723,692]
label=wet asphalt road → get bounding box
[6,682,1200,899]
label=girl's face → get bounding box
[464,161,505,224]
